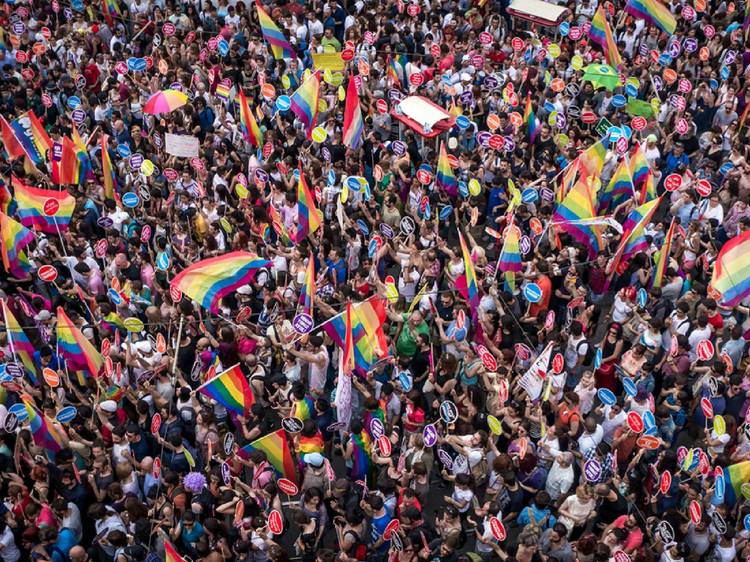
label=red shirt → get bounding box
[707,312,723,331]
[528,274,552,317]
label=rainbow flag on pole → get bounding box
[497,223,523,291]
[579,139,608,178]
[387,56,401,88]
[12,179,76,233]
[554,177,604,259]
[238,87,264,148]
[724,460,750,505]
[458,229,480,310]
[165,541,186,562]
[590,6,622,67]
[299,255,315,317]
[293,166,322,243]
[290,71,321,139]
[2,299,38,384]
[171,251,273,313]
[629,143,650,187]
[608,197,661,279]
[239,429,296,480]
[598,158,634,213]
[624,0,677,34]
[342,78,364,151]
[53,136,80,185]
[24,399,65,454]
[638,171,658,205]
[0,114,25,160]
[709,228,750,306]
[101,0,122,27]
[254,0,295,59]
[56,307,103,377]
[523,94,539,144]
[343,302,355,375]
[323,297,388,376]
[652,217,675,289]
[9,111,52,165]
[0,211,34,278]
[435,141,458,197]
[101,134,117,200]
[196,364,255,415]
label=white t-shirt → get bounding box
[0,525,20,562]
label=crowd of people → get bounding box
[2,0,750,561]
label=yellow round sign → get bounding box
[220,217,232,233]
[487,415,502,435]
[311,126,328,143]
[468,178,481,196]
[713,414,726,435]
[571,55,584,70]
[323,69,334,83]
[281,74,291,89]
[140,159,155,176]
[742,483,750,500]
[317,98,328,112]
[338,85,346,101]
[341,183,349,203]
[626,77,640,89]
[123,317,144,333]
[555,133,570,148]
[385,283,399,303]
[235,183,249,199]
[547,110,558,127]
[547,43,561,58]
[327,73,344,87]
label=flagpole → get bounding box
[170,315,184,376]
[52,217,68,257]
[1,300,17,363]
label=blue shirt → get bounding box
[325,258,347,285]
[53,527,78,562]
[664,151,690,176]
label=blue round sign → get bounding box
[67,96,81,109]
[559,21,570,36]
[720,162,734,175]
[55,406,78,424]
[108,287,123,305]
[597,388,616,406]
[637,288,648,308]
[622,376,637,397]
[368,238,378,258]
[218,39,229,56]
[642,410,656,430]
[523,283,542,303]
[521,188,538,203]
[347,176,362,191]
[611,94,626,108]
[625,83,639,97]
[716,474,725,500]
[621,125,632,139]
[356,219,369,236]
[658,53,672,66]
[122,192,140,208]
[744,514,750,532]
[327,169,336,185]
[8,402,28,422]
[720,66,730,81]
[458,181,469,198]
[117,144,131,158]
[276,95,291,112]
[455,115,471,130]
[439,205,453,220]
[594,347,603,369]
[156,252,170,270]
[399,371,412,392]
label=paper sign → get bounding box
[165,133,200,158]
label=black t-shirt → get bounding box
[598,490,628,524]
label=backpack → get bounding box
[470,456,489,487]
[523,507,551,536]
[577,338,596,367]
[345,530,368,561]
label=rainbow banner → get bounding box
[629,143,650,187]
[196,364,255,416]
[598,158,633,213]
[268,203,291,245]
[24,399,65,454]
[459,229,480,310]
[12,178,76,233]
[0,114,24,160]
[0,211,34,278]
[497,223,523,291]
[290,71,321,139]
[725,460,750,505]
[554,177,603,258]
[238,87,263,148]
[71,124,93,182]
[523,94,539,144]
[624,0,676,34]
[590,6,622,67]
[255,0,295,60]
[239,429,297,481]
[298,432,324,455]
[300,254,315,317]
[171,251,272,313]
[56,306,103,377]
[323,297,388,376]
[165,541,186,562]
[9,111,52,165]
[292,167,322,243]
[435,141,458,197]
[710,228,750,306]
[0,179,14,216]
[652,217,675,289]
[387,57,401,88]
[2,300,38,384]
[557,159,578,203]
[342,78,364,151]
[101,0,122,27]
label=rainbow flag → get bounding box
[298,432,325,454]
[56,306,103,378]
[13,179,76,233]
[299,254,315,317]
[725,460,750,505]
[435,141,458,197]
[293,167,322,243]
[53,136,80,185]
[71,124,93,182]
[497,223,523,291]
[629,143,650,187]
[24,399,64,454]
[351,431,372,482]
[624,0,677,34]
[293,395,315,421]
[652,217,675,289]
[255,0,295,60]
[165,541,186,562]
[578,139,608,178]
[0,179,14,216]
[557,159,578,204]
[196,364,255,416]
[387,56,401,88]
[239,429,296,481]
[343,302,355,375]
[101,0,121,27]
[268,203,291,245]
[523,94,539,144]
[101,134,117,200]
[323,297,388,376]
[290,71,321,139]
[554,177,603,258]
[598,158,633,213]
[171,251,273,312]
[609,197,662,276]
[9,111,52,165]
[590,6,622,67]
[710,228,750,306]
[0,211,34,278]
[342,78,364,151]
[638,171,657,205]
[0,114,24,160]
[238,87,264,148]
[2,300,38,384]
[459,229,480,310]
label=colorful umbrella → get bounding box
[581,64,620,91]
[143,89,188,114]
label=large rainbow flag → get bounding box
[638,171,657,205]
[56,307,103,377]
[351,431,372,483]
[102,0,122,27]
[2,299,38,384]
[624,0,676,34]
[292,167,322,243]
[554,176,604,258]
[608,196,662,277]
[0,211,34,278]
[589,6,622,67]
[323,297,388,376]
[497,223,523,291]
[239,429,296,481]
[290,71,321,139]
[709,228,750,306]
[165,541,186,562]
[52,136,81,185]
[343,78,364,151]
[71,123,92,182]
[12,178,76,233]
[171,252,272,312]
[578,139,608,178]
[523,94,539,144]
[598,158,633,213]
[435,141,458,197]
[0,114,24,160]
[725,460,750,505]
[299,254,315,317]
[254,0,295,60]
[196,364,254,415]
[629,143,650,187]
[9,111,52,165]
[458,229,480,310]
[652,217,675,289]
[343,302,355,375]
[24,399,65,454]
[238,87,264,148]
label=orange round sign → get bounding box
[487,113,500,130]
[529,217,543,235]
[261,83,276,98]
[550,78,565,92]
[509,112,523,128]
[663,69,677,84]
[695,0,706,9]
[43,368,60,388]
[699,47,709,61]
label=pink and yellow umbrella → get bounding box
[143,89,188,114]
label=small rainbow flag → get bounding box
[165,541,186,562]
[609,196,662,276]
[523,94,539,144]
[629,142,650,187]
[342,78,364,151]
[554,177,603,259]
[0,114,25,160]
[293,395,315,421]
[71,124,93,182]
[196,364,255,416]
[255,0,295,60]
[710,228,750,306]
[292,167,322,243]
[215,82,231,102]
[101,0,122,27]
[624,0,676,34]
[590,6,622,67]
[299,254,315,317]
[238,87,264,148]
[12,178,76,233]
[0,179,14,216]
[387,56,401,88]
[268,203,291,245]
[343,302,355,375]
[171,251,273,312]
[497,223,523,291]
[290,71,321,139]
[101,134,117,200]
[9,111,52,165]
[0,211,34,278]
[2,299,38,384]
[557,160,578,203]
[323,297,388,376]
[652,217,675,289]
[638,171,657,205]
[24,399,65,454]
[239,429,297,481]
[298,432,325,454]
[598,158,634,213]
[53,136,80,185]
[56,306,103,377]
[459,229,480,310]
[435,141,458,197]
[351,431,372,483]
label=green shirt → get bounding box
[396,314,429,357]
